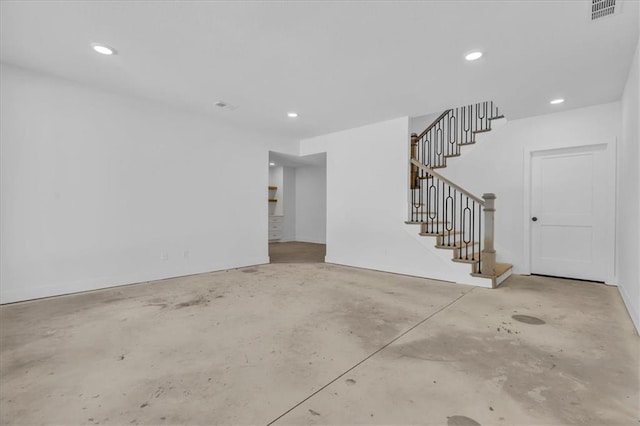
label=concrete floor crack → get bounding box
[265,288,475,425]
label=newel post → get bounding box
[482,193,496,275]
[410,133,418,189]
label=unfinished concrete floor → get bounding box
[269,242,326,264]
[1,264,638,426]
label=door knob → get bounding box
[532,217,538,222]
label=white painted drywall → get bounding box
[409,112,441,136]
[295,166,326,244]
[282,167,297,241]
[299,117,492,287]
[438,102,621,279]
[0,64,276,303]
[617,32,640,332]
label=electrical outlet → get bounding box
[160,252,169,261]
[183,250,189,259]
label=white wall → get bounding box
[295,166,326,244]
[299,117,492,286]
[0,64,277,303]
[409,112,440,136]
[617,32,640,332]
[438,102,620,277]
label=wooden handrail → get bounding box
[414,109,453,139]
[410,159,485,205]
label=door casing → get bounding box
[523,140,617,284]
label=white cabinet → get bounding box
[269,215,283,241]
[268,185,283,241]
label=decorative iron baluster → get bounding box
[409,103,500,277]
[478,199,483,273]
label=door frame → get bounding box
[522,140,617,284]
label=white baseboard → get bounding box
[294,237,326,244]
[618,283,640,335]
[0,257,270,304]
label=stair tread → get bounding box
[488,115,505,120]
[452,257,480,264]
[405,220,449,230]
[435,241,479,249]
[419,230,462,236]
[470,263,513,278]
[472,128,492,134]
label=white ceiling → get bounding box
[1,1,638,141]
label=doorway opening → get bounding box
[268,151,327,263]
[525,143,615,283]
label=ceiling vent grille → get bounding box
[214,100,238,111]
[591,0,618,20]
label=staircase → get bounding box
[407,101,512,288]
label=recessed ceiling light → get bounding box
[287,112,298,118]
[550,98,565,105]
[91,43,116,55]
[465,51,483,61]
[269,162,275,166]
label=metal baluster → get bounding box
[464,197,471,260]
[452,188,457,248]
[458,192,462,259]
[441,179,445,241]
[473,104,477,133]
[471,201,476,261]
[478,200,482,273]
[435,178,440,235]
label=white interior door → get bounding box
[530,145,607,281]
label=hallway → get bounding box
[269,242,326,264]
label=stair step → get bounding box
[471,263,513,288]
[488,115,505,120]
[444,153,461,158]
[471,262,512,278]
[418,175,433,179]
[458,141,476,146]
[431,164,447,169]
[408,221,449,225]
[472,128,492,134]
[435,241,478,250]
[451,257,480,265]
[419,230,462,236]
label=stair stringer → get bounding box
[402,224,493,288]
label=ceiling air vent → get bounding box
[214,100,238,111]
[591,0,619,20]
